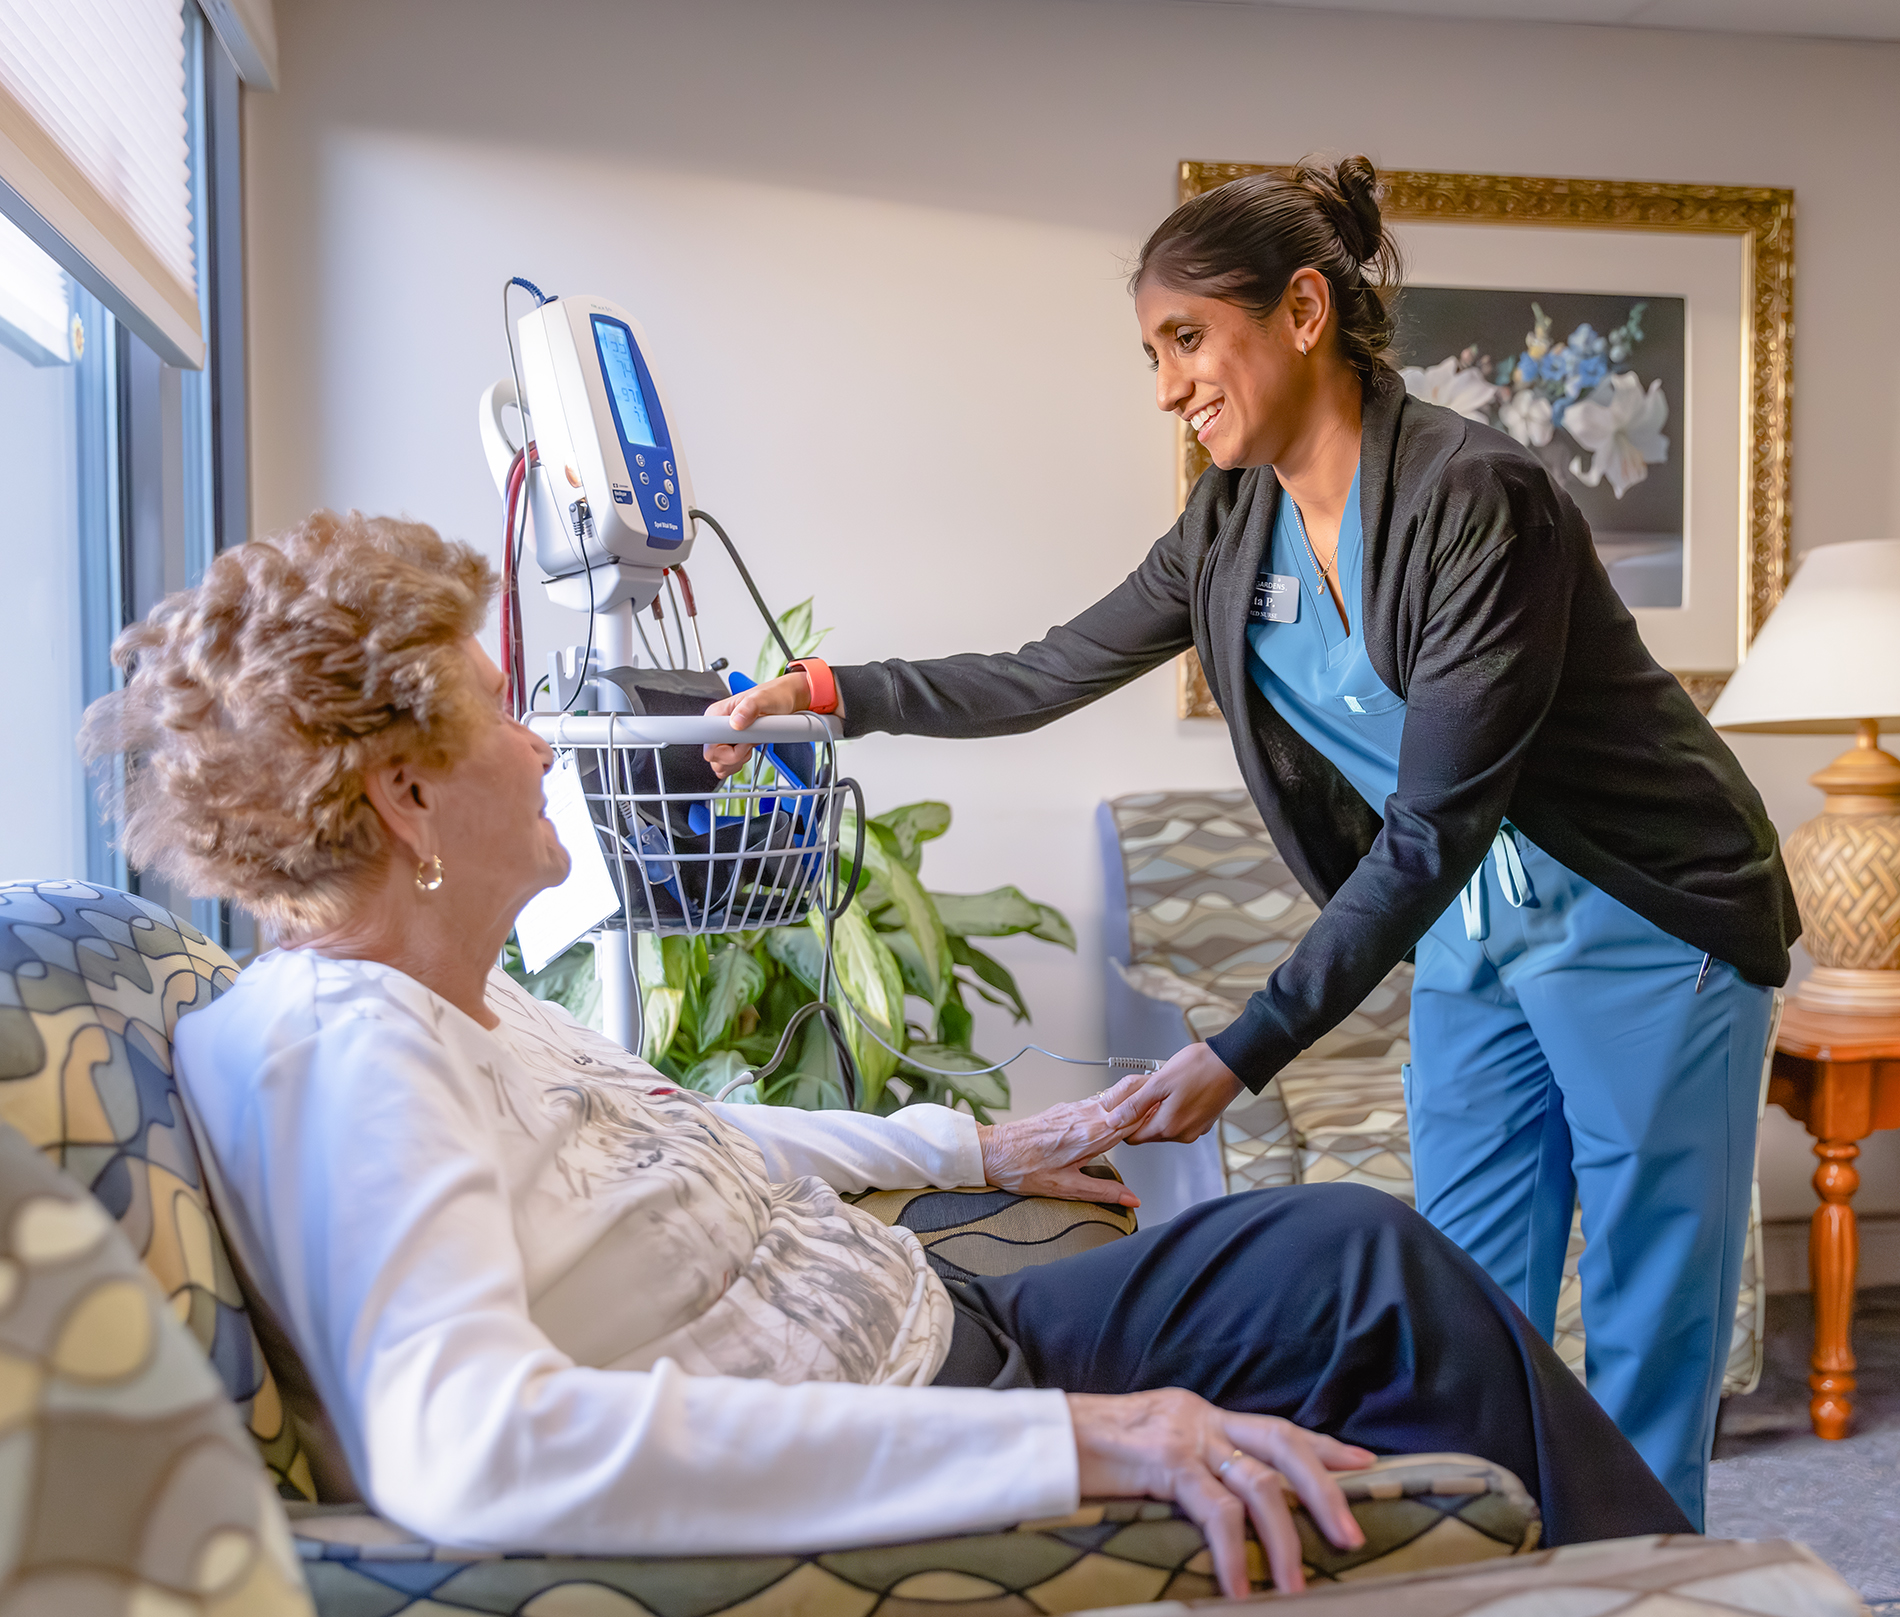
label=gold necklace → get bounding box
[1292,504,1336,582]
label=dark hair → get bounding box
[1133,155,1404,382]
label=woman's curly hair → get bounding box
[81,510,498,936]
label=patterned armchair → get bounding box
[0,878,1543,1617]
[1097,790,1772,1397]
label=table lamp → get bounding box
[1709,538,1900,1013]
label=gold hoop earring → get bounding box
[415,856,444,893]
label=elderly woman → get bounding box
[83,512,1686,1595]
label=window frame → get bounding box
[76,2,252,957]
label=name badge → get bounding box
[1248,572,1299,625]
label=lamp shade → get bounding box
[1708,538,1900,734]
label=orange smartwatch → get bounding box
[785,657,838,715]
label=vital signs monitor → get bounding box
[511,293,697,597]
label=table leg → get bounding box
[1808,1137,1860,1440]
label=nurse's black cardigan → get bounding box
[833,367,1799,1091]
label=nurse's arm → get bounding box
[703,469,1246,775]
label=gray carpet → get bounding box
[1707,1284,1900,1604]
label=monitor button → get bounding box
[663,459,674,476]
[639,471,649,484]
[634,453,646,467]
[654,493,671,511]
[664,478,674,494]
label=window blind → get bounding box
[0,0,201,368]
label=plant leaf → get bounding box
[701,945,766,1048]
[849,821,950,1006]
[641,985,684,1065]
[930,886,1075,951]
[882,928,937,1004]
[930,885,1043,938]
[1028,904,1076,951]
[754,597,832,680]
[899,1042,1011,1113]
[855,872,895,919]
[683,1048,753,1098]
[949,936,1030,1023]
[873,801,952,874]
[815,905,904,1109]
[636,933,667,990]
[765,925,827,995]
[937,982,974,1048]
[760,1014,850,1111]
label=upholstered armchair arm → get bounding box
[851,1176,1139,1282]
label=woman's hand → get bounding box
[1104,1044,1244,1144]
[702,671,811,780]
[1068,1389,1374,1596]
[977,1093,1155,1206]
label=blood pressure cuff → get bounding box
[596,667,730,824]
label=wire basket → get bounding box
[526,712,861,937]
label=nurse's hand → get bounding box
[702,671,811,780]
[1067,1390,1372,1596]
[1106,1044,1244,1144]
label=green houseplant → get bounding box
[507,802,1072,1120]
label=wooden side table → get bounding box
[1767,999,1900,1438]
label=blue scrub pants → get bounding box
[1405,830,1775,1529]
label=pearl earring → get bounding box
[415,855,445,892]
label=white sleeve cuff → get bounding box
[711,1101,986,1192]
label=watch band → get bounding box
[786,657,838,715]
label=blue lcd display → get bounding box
[592,318,658,447]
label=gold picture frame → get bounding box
[1173,163,1794,718]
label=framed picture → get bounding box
[1174,164,1794,718]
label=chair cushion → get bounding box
[1103,792,1412,1063]
[288,1454,1538,1615]
[1275,1060,1418,1207]
[0,879,318,1499]
[0,1117,314,1613]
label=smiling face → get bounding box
[1135,275,1331,471]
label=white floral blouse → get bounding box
[176,950,1077,1555]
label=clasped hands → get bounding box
[971,1040,1243,1201]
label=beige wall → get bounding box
[245,0,1900,1243]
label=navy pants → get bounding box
[934,1183,1690,1547]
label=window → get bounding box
[0,4,250,957]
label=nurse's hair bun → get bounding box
[1297,155,1385,269]
[1133,151,1405,383]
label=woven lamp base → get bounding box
[1783,721,1900,1013]
[1796,964,1900,1013]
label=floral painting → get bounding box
[1392,287,1687,610]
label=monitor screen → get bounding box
[593,318,658,447]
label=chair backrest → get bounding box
[1101,790,1412,1061]
[0,1115,314,1612]
[0,879,318,1500]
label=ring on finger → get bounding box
[1216,1448,1247,1478]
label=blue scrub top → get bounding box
[1246,467,1405,814]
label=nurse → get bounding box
[707,155,1799,1527]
